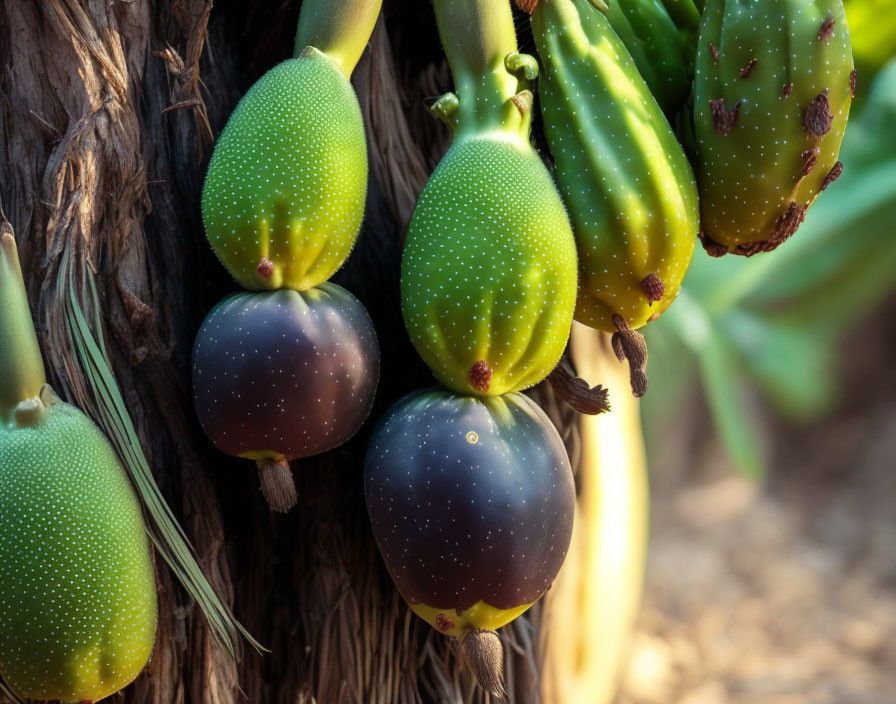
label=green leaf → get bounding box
[58,244,265,657]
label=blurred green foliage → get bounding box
[644,52,896,478]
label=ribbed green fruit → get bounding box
[401,135,578,396]
[694,0,854,256]
[531,0,699,333]
[605,0,695,115]
[0,395,157,703]
[201,48,367,290]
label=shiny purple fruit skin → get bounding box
[192,282,380,461]
[364,388,575,611]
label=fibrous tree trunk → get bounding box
[0,2,637,702]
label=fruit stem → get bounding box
[0,225,47,424]
[458,628,506,698]
[257,457,297,513]
[432,0,533,139]
[294,0,384,77]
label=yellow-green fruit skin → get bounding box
[0,402,157,702]
[401,135,578,396]
[532,0,699,332]
[201,50,367,291]
[694,0,853,255]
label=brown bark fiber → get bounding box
[0,2,574,702]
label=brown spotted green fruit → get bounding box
[401,0,578,398]
[364,387,575,697]
[0,232,157,703]
[694,0,854,256]
[201,0,383,290]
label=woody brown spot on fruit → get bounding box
[256,257,274,278]
[739,58,757,78]
[821,161,843,191]
[782,83,793,98]
[772,201,808,246]
[709,43,719,65]
[803,89,833,136]
[710,98,741,136]
[800,148,818,177]
[850,69,857,99]
[639,273,665,304]
[818,10,835,42]
[699,231,729,258]
[468,360,492,392]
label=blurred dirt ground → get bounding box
[618,297,896,704]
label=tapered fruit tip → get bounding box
[468,360,493,392]
[256,257,274,279]
[459,629,505,699]
[510,90,533,116]
[639,274,665,304]
[515,0,539,14]
[257,458,297,513]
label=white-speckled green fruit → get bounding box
[0,396,157,703]
[530,0,699,332]
[401,134,578,396]
[694,0,854,256]
[202,48,367,291]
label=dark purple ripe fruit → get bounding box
[364,388,574,695]
[193,282,379,512]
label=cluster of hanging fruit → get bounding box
[0,0,856,700]
[193,0,383,513]
[367,0,854,694]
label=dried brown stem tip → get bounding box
[515,0,539,14]
[611,315,649,398]
[459,628,505,699]
[547,360,611,415]
[257,457,297,513]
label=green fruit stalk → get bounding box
[0,232,157,703]
[524,0,699,395]
[201,0,382,291]
[694,0,854,256]
[401,0,578,398]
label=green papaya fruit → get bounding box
[528,0,700,335]
[201,49,367,291]
[400,1,578,397]
[694,0,854,256]
[0,233,157,703]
